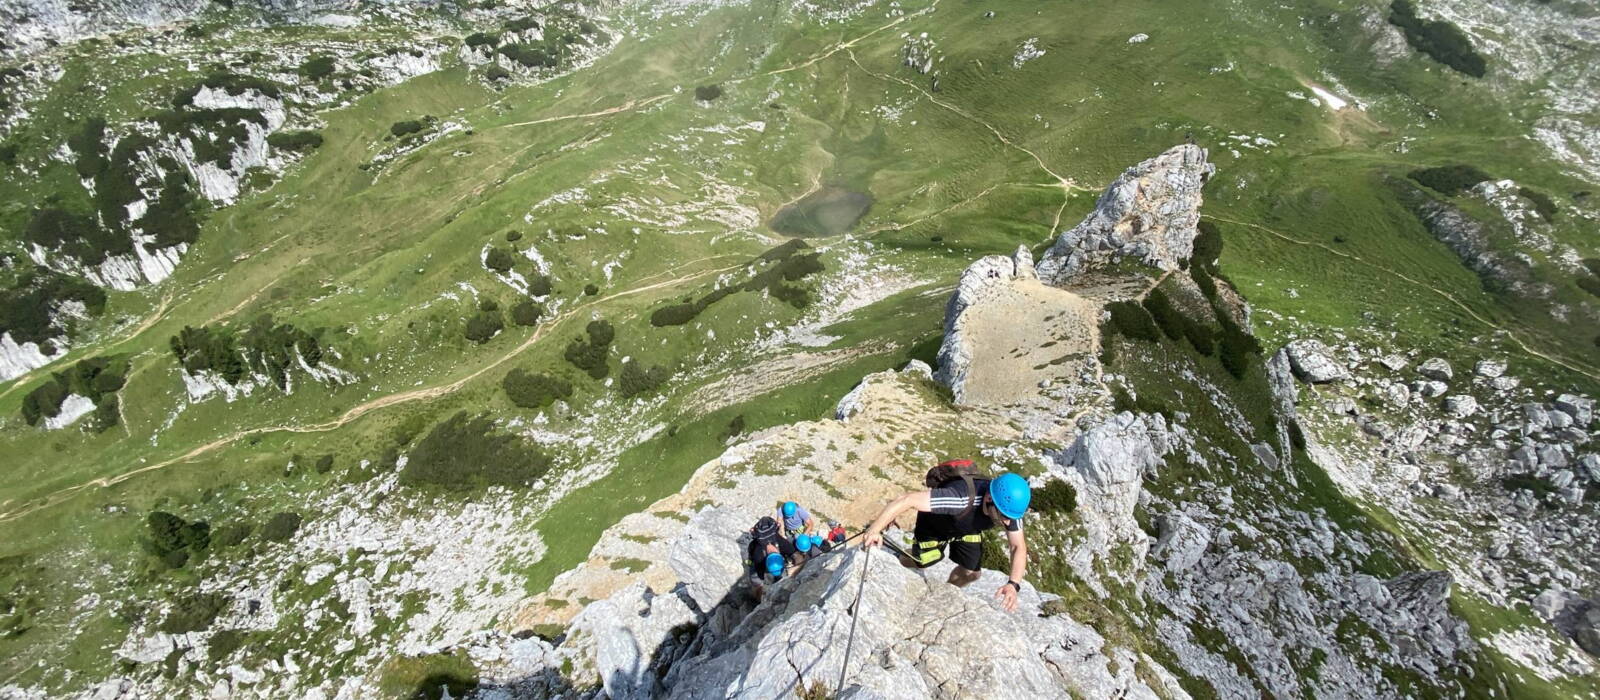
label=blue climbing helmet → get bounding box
[765,552,785,577]
[810,534,825,548]
[988,472,1032,520]
[796,535,812,552]
[783,501,798,518]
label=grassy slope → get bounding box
[1,0,1597,692]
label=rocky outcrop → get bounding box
[1285,338,1350,384]
[933,247,1038,401]
[1035,144,1215,285]
[1046,412,1171,593]
[0,0,419,58]
[0,332,64,381]
[660,543,1172,699]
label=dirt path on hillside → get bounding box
[0,256,749,523]
[1208,215,1600,382]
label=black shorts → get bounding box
[909,533,984,570]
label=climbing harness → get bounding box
[908,533,983,568]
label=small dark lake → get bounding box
[768,186,873,237]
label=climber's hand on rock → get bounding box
[995,582,1019,612]
[862,529,882,548]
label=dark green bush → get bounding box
[511,300,543,326]
[208,629,245,662]
[484,247,516,273]
[315,454,335,474]
[1031,479,1077,514]
[497,43,555,68]
[1191,220,1223,272]
[583,283,598,296]
[464,310,504,344]
[617,360,669,397]
[1104,301,1161,343]
[299,55,336,80]
[502,369,573,409]
[1577,275,1600,299]
[390,120,426,137]
[0,142,17,164]
[266,130,323,153]
[158,593,228,633]
[1217,317,1261,379]
[650,302,700,327]
[213,523,251,547]
[564,320,614,379]
[505,230,523,242]
[484,65,512,82]
[694,84,723,101]
[24,207,132,266]
[1141,290,1184,341]
[161,549,190,569]
[1519,187,1557,222]
[465,32,499,47]
[260,512,303,542]
[0,268,106,345]
[478,298,499,313]
[724,415,746,439]
[90,396,120,433]
[400,412,552,490]
[19,380,68,426]
[1388,0,1487,77]
[67,118,108,178]
[528,274,552,296]
[1408,164,1492,195]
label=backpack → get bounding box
[924,459,986,519]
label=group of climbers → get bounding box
[743,500,849,600]
[740,459,1034,612]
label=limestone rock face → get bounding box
[1035,144,1215,284]
[667,507,755,614]
[1285,339,1349,384]
[664,548,1166,700]
[1046,412,1169,593]
[563,582,700,700]
[1418,357,1454,382]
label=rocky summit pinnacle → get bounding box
[1035,144,1216,284]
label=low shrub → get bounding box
[1217,317,1261,379]
[400,412,552,490]
[650,302,700,327]
[1519,187,1557,222]
[208,629,245,662]
[505,230,523,242]
[1408,164,1492,195]
[484,246,516,273]
[511,300,543,326]
[266,130,323,153]
[299,55,336,80]
[528,274,553,297]
[502,369,572,409]
[465,32,498,47]
[390,120,426,138]
[1388,0,1487,77]
[1031,479,1077,514]
[583,283,598,296]
[158,592,229,633]
[1104,301,1161,343]
[260,512,303,542]
[694,84,723,101]
[617,360,669,397]
[315,454,335,474]
[213,523,251,547]
[1191,220,1223,272]
[563,320,614,379]
[464,310,504,344]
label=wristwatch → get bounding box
[1005,580,1022,593]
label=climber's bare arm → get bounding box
[861,490,931,547]
[996,528,1028,612]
